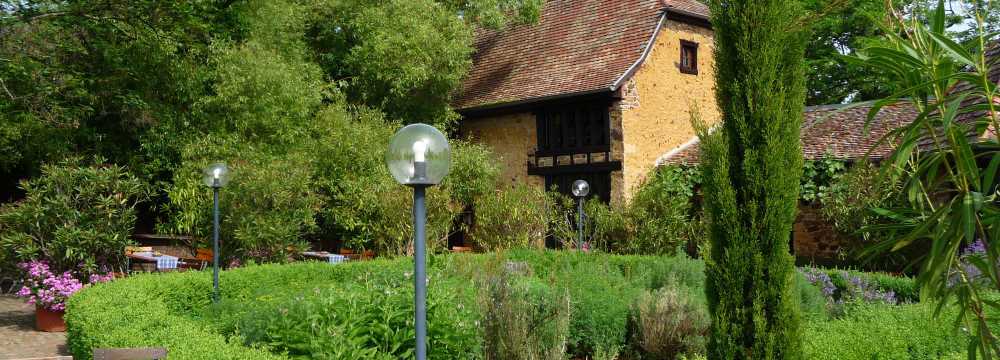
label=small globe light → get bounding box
[203,163,231,188]
[386,124,451,186]
[572,180,590,198]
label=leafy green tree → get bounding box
[700,0,809,358]
[801,0,893,105]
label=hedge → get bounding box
[803,302,965,360]
[66,250,956,359]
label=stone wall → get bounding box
[618,20,720,201]
[457,112,545,190]
[793,204,852,260]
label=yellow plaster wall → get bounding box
[619,20,720,200]
[458,112,545,189]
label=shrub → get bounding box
[0,159,149,274]
[478,272,571,360]
[443,141,500,208]
[556,258,634,359]
[67,251,944,360]
[624,167,703,255]
[468,184,548,252]
[165,137,322,263]
[820,161,904,265]
[310,106,456,255]
[823,269,917,303]
[239,277,481,359]
[65,269,288,360]
[548,166,703,255]
[632,286,709,359]
[795,271,830,320]
[802,302,966,360]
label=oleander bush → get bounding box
[67,250,963,359]
[1,159,150,274]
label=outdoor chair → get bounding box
[93,347,167,360]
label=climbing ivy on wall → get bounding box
[659,157,849,205]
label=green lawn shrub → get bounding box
[545,167,704,256]
[478,270,570,360]
[824,269,918,303]
[802,302,965,360]
[165,138,322,263]
[67,251,953,359]
[467,184,548,252]
[309,107,456,256]
[1,159,150,274]
[631,285,709,360]
[796,271,830,320]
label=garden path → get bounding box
[0,296,70,360]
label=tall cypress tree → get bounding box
[700,0,808,359]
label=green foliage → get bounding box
[436,0,544,29]
[701,0,809,357]
[545,166,704,255]
[194,40,324,143]
[0,159,149,274]
[802,302,965,360]
[632,286,710,359]
[624,167,705,255]
[855,1,1000,356]
[556,259,635,359]
[800,0,892,105]
[310,106,456,255]
[820,161,902,255]
[68,251,939,359]
[478,272,571,360]
[443,141,501,207]
[306,0,473,124]
[239,277,480,359]
[796,272,831,320]
[164,138,322,263]
[468,184,548,252]
[799,157,847,203]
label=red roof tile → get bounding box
[453,0,709,111]
[657,102,919,166]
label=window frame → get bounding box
[680,40,699,75]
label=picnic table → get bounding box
[126,251,179,271]
[301,251,348,264]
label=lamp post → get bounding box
[203,163,230,303]
[386,124,451,360]
[571,180,590,251]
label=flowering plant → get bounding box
[15,261,112,311]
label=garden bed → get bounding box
[67,250,963,359]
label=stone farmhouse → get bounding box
[454,0,719,204]
[452,0,998,260]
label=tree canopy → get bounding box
[0,0,540,200]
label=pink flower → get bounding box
[15,261,112,311]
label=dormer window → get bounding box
[680,40,699,75]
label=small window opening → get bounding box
[680,40,699,75]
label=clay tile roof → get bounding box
[656,102,919,166]
[453,0,709,112]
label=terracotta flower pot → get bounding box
[35,306,66,332]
